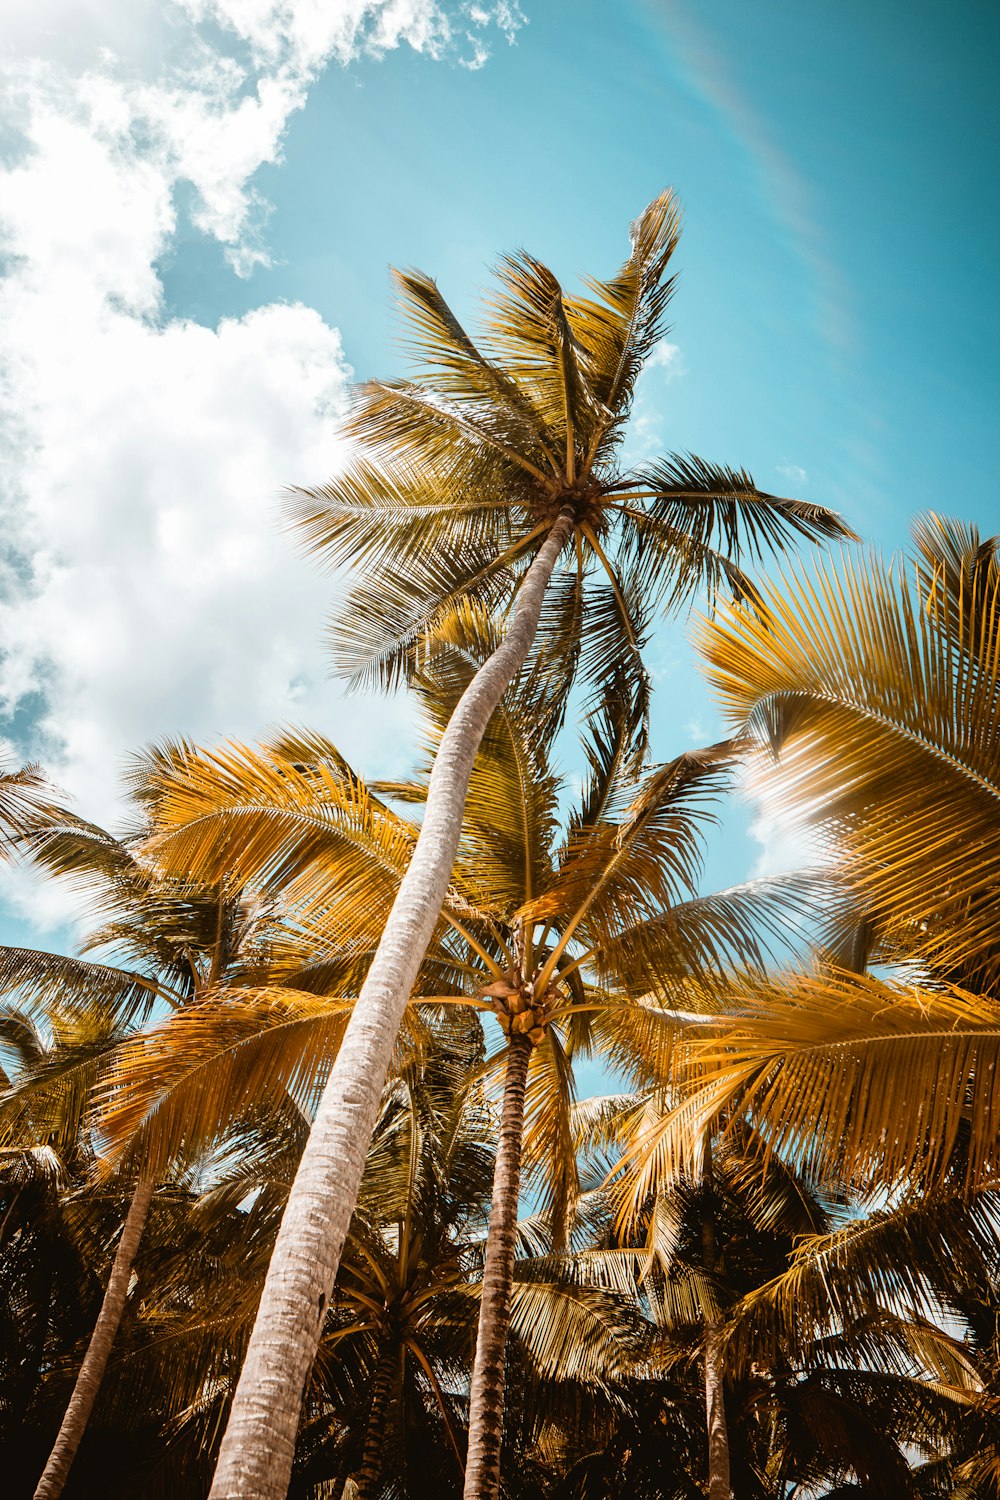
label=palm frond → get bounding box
[564,188,682,423]
[641,970,1000,1196]
[699,541,1000,988]
[0,947,159,1028]
[94,988,358,1174]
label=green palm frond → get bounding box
[0,1014,126,1157]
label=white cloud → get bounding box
[644,340,684,377]
[776,462,808,485]
[0,0,523,929]
[620,343,686,465]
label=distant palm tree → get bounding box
[0,769,288,1498]
[602,1080,981,1500]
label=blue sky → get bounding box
[0,0,997,949]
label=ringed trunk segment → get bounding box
[701,1148,731,1500]
[704,1321,731,1500]
[353,1344,397,1500]
[33,1174,154,1500]
[463,1031,533,1500]
[208,507,576,1500]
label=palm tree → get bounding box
[310,1028,491,1499]
[598,1078,983,1500]
[177,191,853,1498]
[0,772,289,1498]
[125,612,817,1498]
[70,1002,637,1496]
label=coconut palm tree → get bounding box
[62,1002,638,1497]
[598,1076,985,1500]
[124,608,818,1498]
[179,192,853,1498]
[0,771,292,1499]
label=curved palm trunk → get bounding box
[463,1031,532,1500]
[209,508,575,1500]
[353,1345,397,1500]
[33,1174,154,1500]
[701,1152,731,1500]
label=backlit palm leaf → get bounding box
[698,518,1000,989]
[632,970,1000,1196]
[288,190,852,732]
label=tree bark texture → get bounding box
[353,1345,397,1500]
[701,1152,731,1500]
[33,1174,154,1500]
[462,1031,532,1500]
[209,508,576,1500]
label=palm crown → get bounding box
[290,191,853,743]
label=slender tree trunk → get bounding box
[701,1150,731,1500]
[209,508,576,1500]
[33,1174,154,1500]
[463,1031,532,1500]
[353,1345,397,1500]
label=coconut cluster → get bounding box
[479,972,561,1047]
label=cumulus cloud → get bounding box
[776,462,808,485]
[620,342,686,466]
[0,0,523,928]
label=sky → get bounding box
[0,0,997,957]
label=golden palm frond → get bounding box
[405,603,562,916]
[699,521,1000,988]
[720,1193,996,1378]
[519,1025,579,1251]
[0,760,61,853]
[626,970,1000,1197]
[0,947,159,1027]
[143,739,416,940]
[564,189,682,425]
[526,743,739,974]
[94,988,357,1175]
[598,871,824,999]
[507,1276,638,1385]
[285,192,851,715]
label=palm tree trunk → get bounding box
[701,1150,731,1500]
[209,507,576,1500]
[33,1174,154,1500]
[353,1345,397,1500]
[463,1030,531,1500]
